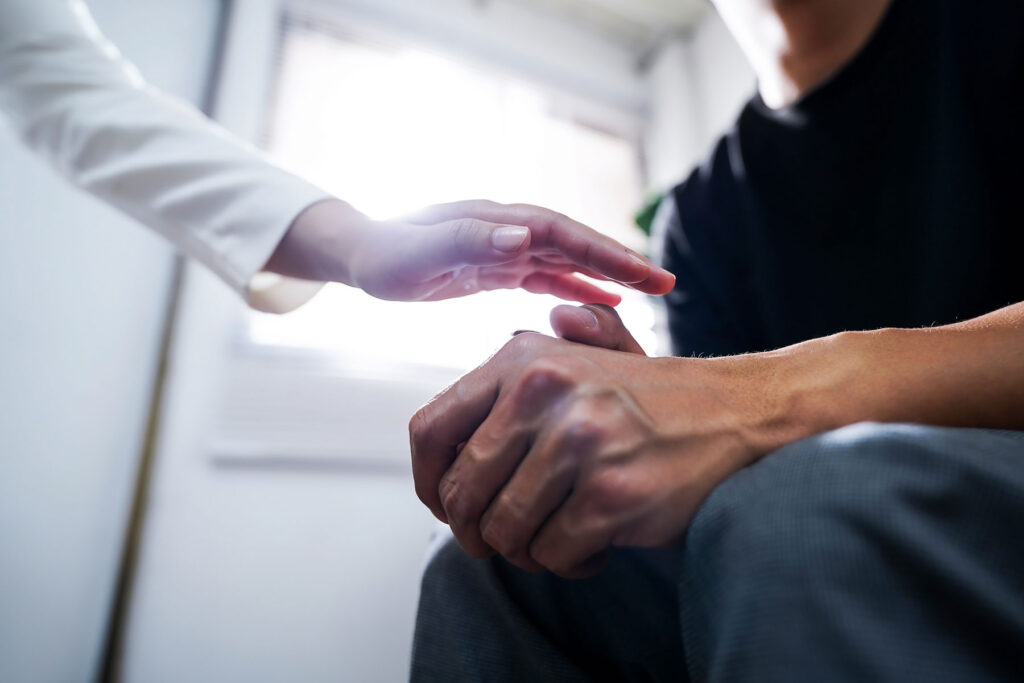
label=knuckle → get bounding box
[439,476,477,525]
[481,518,515,556]
[458,442,486,468]
[560,414,607,450]
[583,468,646,516]
[519,357,574,393]
[448,219,484,249]
[451,374,473,402]
[543,424,596,474]
[481,497,524,555]
[525,205,563,222]
[546,211,570,232]
[408,407,432,447]
[547,393,615,454]
[503,331,549,358]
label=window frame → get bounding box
[229,0,656,376]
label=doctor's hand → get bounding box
[409,304,803,579]
[265,199,675,305]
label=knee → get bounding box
[420,536,474,599]
[415,537,494,655]
[775,421,942,466]
[679,423,1024,679]
[685,423,956,576]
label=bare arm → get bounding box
[0,1,674,313]
[411,300,1024,577]
[772,301,1024,435]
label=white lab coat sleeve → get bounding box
[0,0,331,312]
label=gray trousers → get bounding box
[411,423,1024,682]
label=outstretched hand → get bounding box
[266,199,675,304]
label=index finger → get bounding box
[405,201,676,295]
[409,356,504,521]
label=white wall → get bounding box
[119,1,652,681]
[0,2,223,681]
[644,11,756,191]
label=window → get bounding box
[246,17,655,372]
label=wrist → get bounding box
[264,198,370,286]
[706,331,875,460]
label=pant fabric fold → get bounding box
[411,423,1024,682]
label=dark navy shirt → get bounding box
[657,0,1024,357]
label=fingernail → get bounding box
[512,329,540,337]
[492,226,529,252]
[576,307,599,329]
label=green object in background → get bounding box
[634,191,666,237]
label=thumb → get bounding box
[550,304,646,355]
[407,219,531,282]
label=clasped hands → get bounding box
[410,304,785,578]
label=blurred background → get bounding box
[0,0,754,680]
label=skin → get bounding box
[713,0,893,108]
[409,0,1024,577]
[264,198,676,304]
[411,302,1024,578]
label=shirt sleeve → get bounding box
[0,0,331,312]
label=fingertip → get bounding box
[577,303,625,332]
[583,291,621,307]
[654,268,677,291]
[625,270,675,296]
[548,304,576,323]
[550,305,598,340]
[646,268,677,295]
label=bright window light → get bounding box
[248,20,653,370]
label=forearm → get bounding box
[756,301,1024,448]
[0,1,328,308]
[263,199,364,286]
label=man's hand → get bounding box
[266,199,675,304]
[410,305,795,578]
[410,297,1024,578]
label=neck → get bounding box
[713,0,892,108]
